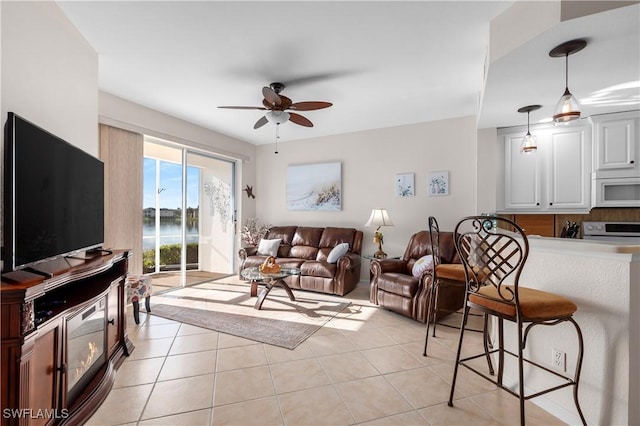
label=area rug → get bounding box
[149,279,351,349]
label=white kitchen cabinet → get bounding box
[592,111,639,178]
[498,122,592,212]
[502,131,542,210]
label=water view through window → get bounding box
[143,139,236,281]
[143,158,200,272]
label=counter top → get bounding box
[526,234,640,254]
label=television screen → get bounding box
[4,112,104,271]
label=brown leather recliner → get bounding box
[370,230,465,322]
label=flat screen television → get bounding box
[3,112,104,272]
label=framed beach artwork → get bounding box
[395,173,415,197]
[428,171,449,196]
[286,162,342,211]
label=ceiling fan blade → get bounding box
[289,112,313,127]
[279,95,293,110]
[253,115,268,129]
[289,101,333,111]
[262,86,281,107]
[218,106,267,110]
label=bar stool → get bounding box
[449,216,586,426]
[423,216,494,375]
[126,274,152,324]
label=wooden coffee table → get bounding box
[241,267,301,310]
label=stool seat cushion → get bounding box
[127,275,153,302]
[470,285,577,320]
[435,263,466,282]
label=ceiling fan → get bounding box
[218,82,333,129]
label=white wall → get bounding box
[256,116,480,279]
[1,1,98,156]
[476,127,499,214]
[1,1,98,271]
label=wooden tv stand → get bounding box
[1,250,133,426]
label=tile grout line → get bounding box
[133,315,182,424]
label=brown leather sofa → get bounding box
[239,226,363,296]
[370,230,465,322]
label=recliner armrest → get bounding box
[239,246,258,260]
[370,258,408,277]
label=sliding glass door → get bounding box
[187,151,235,278]
[143,138,235,287]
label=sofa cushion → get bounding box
[257,238,281,257]
[300,261,336,279]
[438,232,461,264]
[327,243,349,263]
[265,226,297,257]
[319,227,356,249]
[403,231,432,262]
[292,227,324,246]
[290,227,323,260]
[276,258,305,269]
[377,273,419,298]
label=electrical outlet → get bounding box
[552,348,566,372]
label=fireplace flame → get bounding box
[74,341,98,380]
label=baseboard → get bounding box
[501,374,583,425]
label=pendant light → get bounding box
[549,39,587,124]
[518,105,541,155]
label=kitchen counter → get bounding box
[496,233,639,425]
[526,234,640,254]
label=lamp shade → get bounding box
[553,89,581,124]
[520,132,537,155]
[365,209,393,227]
[266,110,290,125]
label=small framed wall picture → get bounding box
[395,173,415,197]
[428,171,449,196]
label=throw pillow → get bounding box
[257,238,281,257]
[327,242,349,263]
[412,254,434,277]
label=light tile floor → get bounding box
[87,281,566,425]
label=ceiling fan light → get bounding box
[520,132,537,154]
[266,110,290,125]
[553,89,581,124]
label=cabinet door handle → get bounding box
[536,203,540,206]
[549,203,553,206]
[108,318,115,325]
[631,160,635,164]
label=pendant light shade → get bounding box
[518,105,541,155]
[521,132,538,155]
[549,39,587,125]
